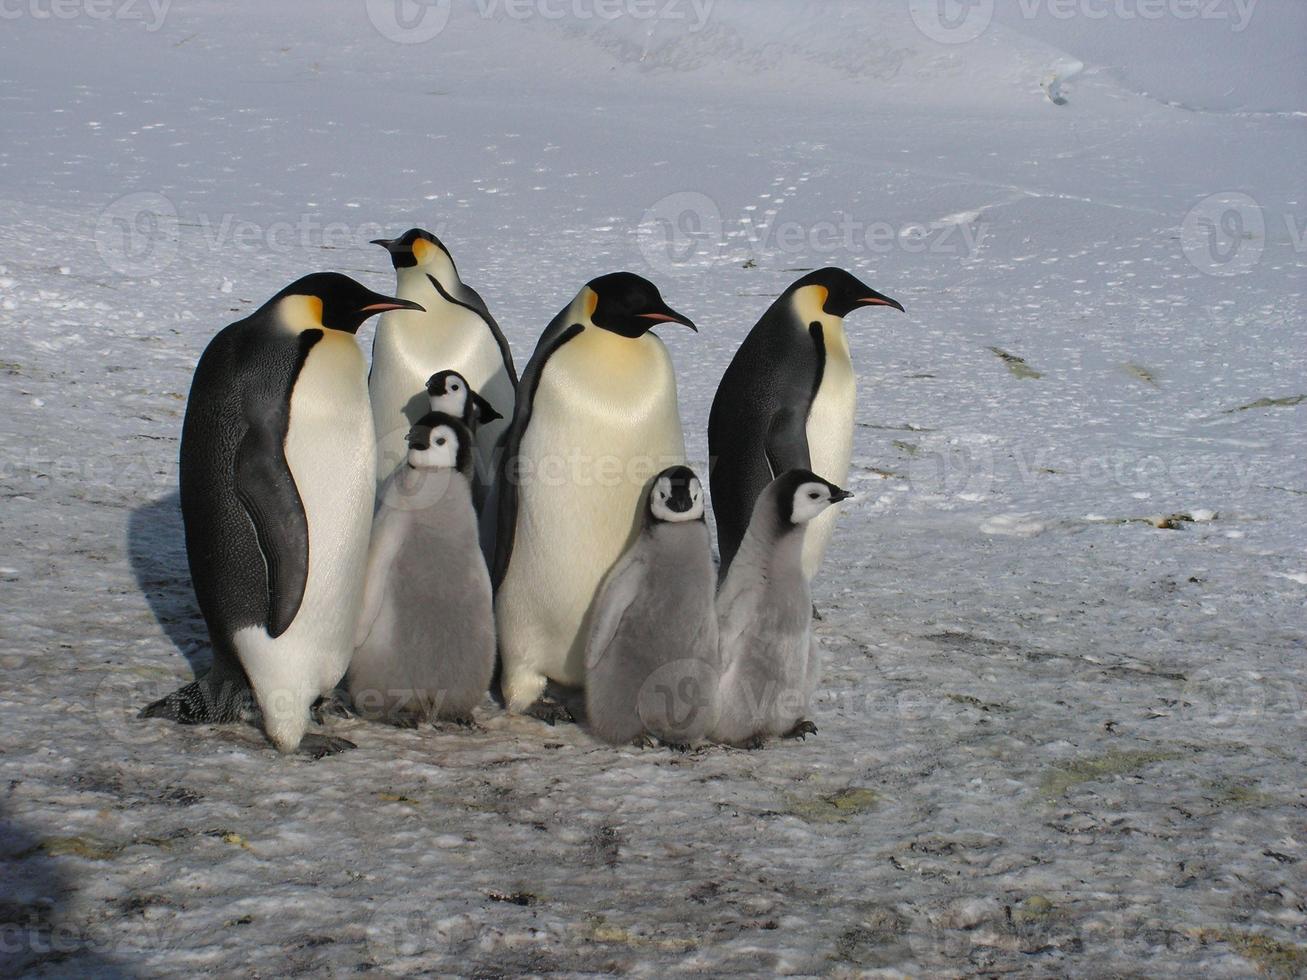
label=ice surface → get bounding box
[1,1,1304,976]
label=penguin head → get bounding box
[789,267,904,319]
[774,469,854,526]
[648,465,705,524]
[585,272,697,339]
[405,412,473,475]
[271,273,424,334]
[426,370,504,426]
[371,228,457,276]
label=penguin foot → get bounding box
[139,679,252,725]
[435,716,483,732]
[783,719,818,741]
[525,695,574,727]
[631,733,658,750]
[297,734,357,759]
[311,690,355,723]
[742,735,768,751]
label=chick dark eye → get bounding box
[452,385,460,391]
[808,492,820,500]
[436,438,447,446]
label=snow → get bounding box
[2,1,1305,976]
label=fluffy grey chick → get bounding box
[585,466,719,749]
[710,469,852,748]
[347,412,495,725]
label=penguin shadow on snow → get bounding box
[0,802,133,977]
[127,491,209,675]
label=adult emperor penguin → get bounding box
[493,272,696,722]
[369,228,517,491]
[141,273,423,756]
[348,412,495,726]
[710,469,853,749]
[585,466,719,748]
[707,268,903,582]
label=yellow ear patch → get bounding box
[412,238,434,265]
[306,295,324,325]
[584,287,600,320]
[793,284,830,324]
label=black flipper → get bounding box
[491,321,585,590]
[471,391,503,425]
[763,406,813,478]
[235,419,310,639]
[427,274,520,387]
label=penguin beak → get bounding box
[370,238,395,249]
[857,291,905,313]
[360,296,425,315]
[638,308,698,332]
[831,489,855,502]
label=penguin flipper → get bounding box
[763,407,812,478]
[234,425,310,638]
[585,552,647,672]
[491,322,584,589]
[471,391,503,425]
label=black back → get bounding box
[181,311,321,654]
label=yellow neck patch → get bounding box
[792,284,832,325]
[412,238,435,266]
[277,294,325,332]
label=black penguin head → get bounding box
[405,411,473,475]
[371,228,454,272]
[271,272,424,334]
[586,272,697,338]
[771,469,853,527]
[647,465,705,524]
[788,267,904,318]
[426,370,503,426]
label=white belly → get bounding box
[370,301,514,488]
[802,321,856,581]
[237,332,375,751]
[497,329,686,691]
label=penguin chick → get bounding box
[426,369,504,431]
[347,413,495,725]
[426,369,504,512]
[709,470,853,749]
[585,466,719,749]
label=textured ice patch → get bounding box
[979,513,1046,537]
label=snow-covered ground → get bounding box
[2,1,1305,975]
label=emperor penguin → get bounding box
[707,268,902,583]
[348,412,496,726]
[492,272,696,722]
[369,228,517,491]
[585,466,719,749]
[710,469,853,749]
[141,273,424,756]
